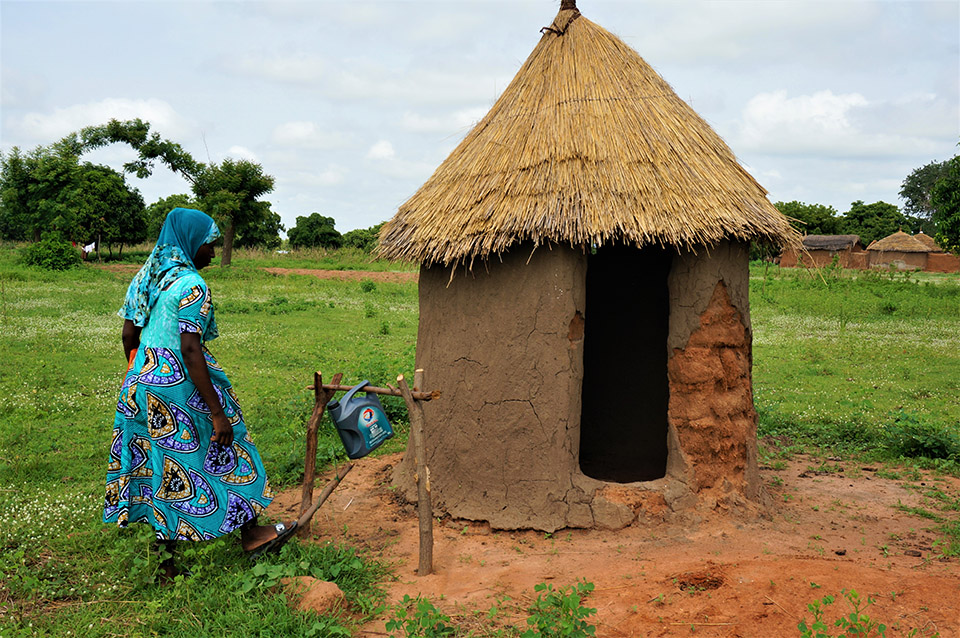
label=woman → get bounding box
[104,208,296,571]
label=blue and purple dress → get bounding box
[104,208,273,540]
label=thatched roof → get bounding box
[913,232,943,252]
[867,230,931,253]
[801,235,862,251]
[379,3,798,266]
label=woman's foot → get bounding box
[241,520,298,554]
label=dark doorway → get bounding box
[579,245,671,482]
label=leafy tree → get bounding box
[145,194,197,241]
[900,159,949,219]
[342,221,386,252]
[840,200,905,245]
[0,144,81,241]
[192,159,276,264]
[288,213,342,249]
[773,201,841,235]
[235,208,283,249]
[71,163,146,257]
[79,119,278,265]
[930,155,960,253]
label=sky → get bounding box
[1,0,958,235]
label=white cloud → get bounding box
[733,89,946,159]
[225,52,325,85]
[271,121,352,149]
[8,98,190,142]
[225,146,258,162]
[366,140,396,160]
[401,107,487,134]
[280,166,347,188]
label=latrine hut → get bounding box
[379,1,797,532]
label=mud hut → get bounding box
[779,235,867,269]
[867,231,931,270]
[379,1,797,531]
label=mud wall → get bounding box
[869,251,926,270]
[394,244,593,531]
[926,252,960,273]
[666,241,761,503]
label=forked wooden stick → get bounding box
[299,371,343,538]
[398,370,433,576]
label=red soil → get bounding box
[271,453,959,637]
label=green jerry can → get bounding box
[328,380,394,459]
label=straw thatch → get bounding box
[379,5,798,266]
[913,232,943,252]
[867,230,931,253]
[801,235,863,251]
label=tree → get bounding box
[773,201,841,235]
[900,160,950,219]
[930,155,960,253]
[0,144,82,241]
[145,194,197,241]
[71,163,146,257]
[235,208,283,249]
[840,200,905,245]
[192,159,276,265]
[288,213,342,249]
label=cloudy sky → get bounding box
[2,0,957,234]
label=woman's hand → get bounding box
[181,331,234,448]
[211,411,234,447]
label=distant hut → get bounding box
[380,1,797,531]
[913,232,943,253]
[867,231,931,270]
[780,235,866,269]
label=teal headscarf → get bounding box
[119,208,221,327]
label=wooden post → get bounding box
[398,371,433,576]
[299,371,343,538]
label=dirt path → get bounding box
[270,454,959,637]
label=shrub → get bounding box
[18,234,81,271]
[884,410,960,460]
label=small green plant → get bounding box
[360,278,377,293]
[385,594,456,638]
[521,580,597,638]
[796,589,942,638]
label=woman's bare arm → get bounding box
[180,331,233,447]
[122,319,142,362]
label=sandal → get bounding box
[246,521,298,560]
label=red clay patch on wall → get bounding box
[668,281,755,494]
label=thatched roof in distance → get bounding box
[913,232,943,252]
[801,235,863,251]
[379,2,798,266]
[867,230,931,253]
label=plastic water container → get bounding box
[328,380,394,459]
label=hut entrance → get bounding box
[579,245,671,482]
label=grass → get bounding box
[1,246,959,635]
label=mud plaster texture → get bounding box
[394,240,762,532]
[665,241,762,509]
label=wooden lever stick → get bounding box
[297,463,353,529]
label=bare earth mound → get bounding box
[270,453,959,637]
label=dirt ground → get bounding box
[271,453,959,637]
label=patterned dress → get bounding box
[104,272,274,540]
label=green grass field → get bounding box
[1,245,958,636]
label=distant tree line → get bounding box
[0,118,390,265]
[775,152,960,251]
